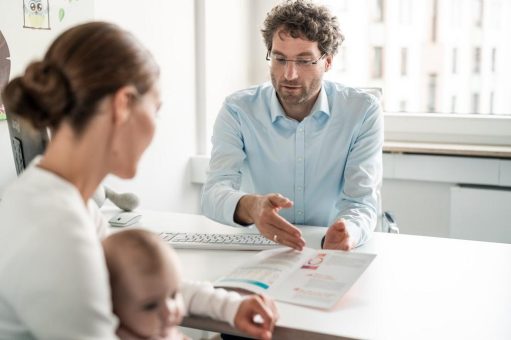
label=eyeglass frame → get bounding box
[266,50,327,68]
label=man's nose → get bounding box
[284,61,299,80]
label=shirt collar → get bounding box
[270,83,330,123]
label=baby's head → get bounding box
[103,229,184,339]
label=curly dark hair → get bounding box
[261,0,344,55]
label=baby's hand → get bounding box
[233,294,279,340]
[158,327,190,340]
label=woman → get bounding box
[0,22,161,338]
[0,22,277,339]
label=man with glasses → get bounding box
[202,0,383,252]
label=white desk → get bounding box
[108,209,511,340]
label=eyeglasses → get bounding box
[266,51,326,69]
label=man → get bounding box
[202,0,383,251]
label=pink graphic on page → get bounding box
[301,253,326,270]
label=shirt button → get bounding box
[297,210,303,215]
[297,186,303,191]
[298,127,304,133]
[297,157,303,162]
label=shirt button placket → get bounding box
[295,123,305,224]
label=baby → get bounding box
[102,229,278,340]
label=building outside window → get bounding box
[321,0,510,115]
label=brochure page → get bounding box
[214,247,376,309]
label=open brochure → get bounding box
[214,247,376,310]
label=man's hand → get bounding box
[323,219,353,251]
[235,193,305,250]
[234,294,279,340]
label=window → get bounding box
[320,0,510,116]
[372,0,385,22]
[473,47,481,74]
[372,46,383,79]
[489,92,494,114]
[472,93,480,113]
[400,47,407,76]
[491,48,497,73]
[451,96,457,113]
[452,48,457,74]
[339,46,347,72]
[400,100,407,112]
[427,74,437,112]
[431,0,438,42]
[399,0,412,25]
[474,0,483,27]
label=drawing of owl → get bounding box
[23,0,50,30]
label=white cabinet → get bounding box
[450,186,511,243]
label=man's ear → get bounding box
[324,54,333,71]
[112,85,138,126]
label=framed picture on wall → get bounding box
[23,0,50,30]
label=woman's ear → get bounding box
[112,85,138,126]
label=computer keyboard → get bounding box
[159,232,280,250]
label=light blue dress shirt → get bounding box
[201,80,383,246]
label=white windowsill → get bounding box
[384,113,511,147]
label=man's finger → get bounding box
[268,222,305,250]
[268,194,293,209]
[330,219,347,232]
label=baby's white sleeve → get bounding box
[181,281,245,327]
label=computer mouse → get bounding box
[108,212,142,227]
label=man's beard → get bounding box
[271,73,322,107]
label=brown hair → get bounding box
[103,229,168,288]
[261,0,344,55]
[1,21,159,133]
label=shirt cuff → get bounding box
[345,220,363,248]
[322,219,364,249]
[224,191,250,227]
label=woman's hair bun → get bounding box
[2,60,74,129]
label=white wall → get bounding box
[94,0,202,213]
[201,0,256,153]
[0,0,94,196]
[1,1,205,213]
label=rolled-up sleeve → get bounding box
[333,96,383,247]
[201,101,248,227]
